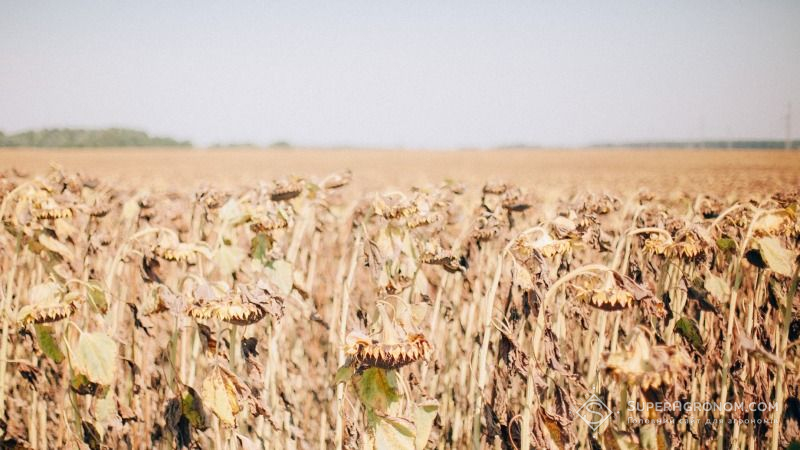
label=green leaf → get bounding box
[357,368,400,412]
[250,233,270,264]
[675,317,705,353]
[35,324,64,363]
[86,281,108,314]
[73,331,118,386]
[414,400,438,450]
[755,237,794,277]
[70,372,104,396]
[182,387,208,430]
[716,237,736,252]
[334,365,355,385]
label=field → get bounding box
[0,148,798,450]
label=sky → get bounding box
[1,1,799,148]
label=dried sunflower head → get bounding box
[753,209,798,238]
[187,283,284,326]
[418,241,461,272]
[665,217,685,235]
[195,188,228,210]
[637,189,655,203]
[482,181,509,196]
[643,233,672,256]
[372,194,417,220]
[501,187,532,212]
[440,180,465,195]
[249,210,291,233]
[602,331,692,390]
[511,230,571,261]
[580,193,619,215]
[697,197,723,219]
[270,178,305,201]
[549,216,578,240]
[80,189,114,218]
[31,195,73,220]
[152,235,208,264]
[406,211,442,229]
[16,282,82,325]
[344,331,432,370]
[576,213,598,233]
[137,195,155,210]
[771,190,799,208]
[666,231,709,262]
[572,272,634,311]
[320,170,352,190]
[471,213,504,243]
[141,285,184,316]
[189,300,268,326]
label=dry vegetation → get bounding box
[0,149,798,450]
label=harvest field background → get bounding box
[2,148,797,192]
[0,147,798,450]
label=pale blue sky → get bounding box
[1,1,799,147]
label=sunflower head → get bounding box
[572,272,634,311]
[344,330,432,370]
[373,194,417,220]
[406,211,442,229]
[511,230,571,261]
[17,283,82,325]
[643,233,672,256]
[270,178,305,201]
[482,181,508,196]
[471,214,504,243]
[418,241,460,272]
[666,231,709,262]
[187,283,284,326]
[602,331,692,390]
[249,210,291,233]
[501,187,532,212]
[320,170,352,190]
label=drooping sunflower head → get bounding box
[417,241,460,272]
[482,181,509,196]
[470,213,504,243]
[152,235,208,265]
[187,282,284,326]
[249,209,291,233]
[372,193,417,220]
[602,330,692,390]
[643,233,672,256]
[500,187,532,212]
[344,330,432,370]
[17,282,82,325]
[572,272,634,311]
[270,177,305,201]
[320,170,352,190]
[511,230,571,262]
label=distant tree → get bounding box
[269,141,292,148]
[0,128,191,147]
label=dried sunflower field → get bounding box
[0,149,799,450]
